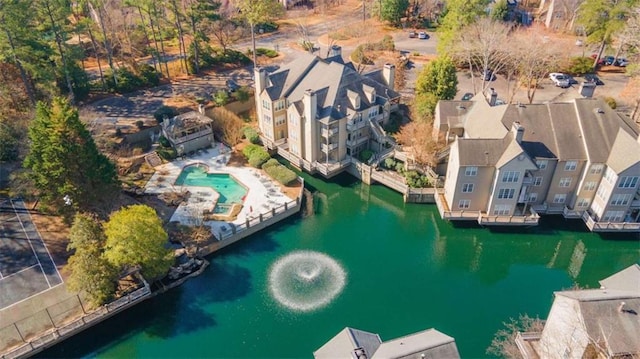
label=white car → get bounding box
[418,31,428,39]
[549,73,570,88]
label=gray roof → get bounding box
[456,136,512,167]
[371,328,460,359]
[463,95,508,139]
[263,53,399,124]
[314,327,382,359]
[574,98,638,163]
[599,264,640,293]
[436,101,471,129]
[606,128,640,174]
[554,289,640,356]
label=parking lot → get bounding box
[454,69,630,106]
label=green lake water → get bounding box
[39,173,640,358]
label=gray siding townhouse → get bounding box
[516,264,640,359]
[434,94,640,232]
[254,46,400,178]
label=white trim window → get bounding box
[536,159,548,170]
[458,199,471,209]
[618,176,639,189]
[274,99,286,111]
[602,211,624,222]
[559,177,572,187]
[589,164,603,174]
[498,188,515,199]
[462,183,474,193]
[465,166,478,176]
[534,177,543,186]
[596,186,608,200]
[564,161,577,171]
[493,204,510,215]
[528,193,538,202]
[610,194,632,206]
[583,181,597,191]
[604,168,616,183]
[502,171,520,183]
[576,198,589,207]
[553,194,567,203]
[262,99,271,110]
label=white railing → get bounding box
[321,128,338,138]
[582,211,640,232]
[321,143,338,153]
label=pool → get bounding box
[174,165,248,204]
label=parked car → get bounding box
[409,31,417,38]
[461,92,474,101]
[614,58,629,67]
[549,73,570,88]
[418,31,428,39]
[603,56,616,65]
[584,74,604,85]
[226,79,240,92]
[590,54,606,66]
[482,69,495,81]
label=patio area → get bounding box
[144,145,293,238]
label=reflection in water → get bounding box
[430,216,639,286]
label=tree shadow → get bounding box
[194,262,252,303]
[36,288,217,358]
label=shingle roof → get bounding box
[574,98,638,163]
[313,327,382,359]
[599,264,640,293]
[456,136,512,166]
[606,128,640,174]
[463,96,508,139]
[263,53,399,123]
[370,328,460,359]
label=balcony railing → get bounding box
[478,212,540,226]
[581,211,640,232]
[347,119,367,132]
[563,206,583,218]
[321,142,339,153]
[321,128,338,138]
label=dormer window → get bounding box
[347,90,360,110]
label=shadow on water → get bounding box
[36,288,217,358]
[194,262,252,303]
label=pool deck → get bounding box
[145,146,292,236]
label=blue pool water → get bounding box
[174,165,248,204]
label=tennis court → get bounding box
[0,199,63,310]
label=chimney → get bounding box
[511,121,524,143]
[382,63,396,91]
[329,45,342,58]
[579,81,596,98]
[618,301,627,313]
[488,88,497,106]
[254,67,267,94]
[304,89,317,118]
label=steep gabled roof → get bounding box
[314,327,382,359]
[574,98,639,163]
[263,54,399,123]
[371,329,460,359]
[463,95,508,139]
[456,136,512,166]
[495,138,537,169]
[600,264,640,293]
[606,129,640,174]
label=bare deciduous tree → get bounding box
[451,18,513,94]
[395,120,442,167]
[486,314,545,359]
[511,28,565,104]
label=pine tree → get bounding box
[23,97,119,215]
[67,214,118,307]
